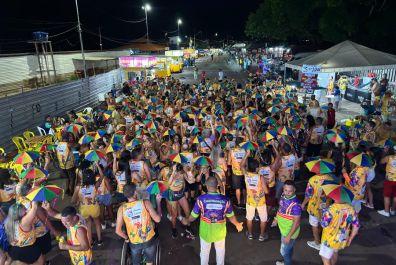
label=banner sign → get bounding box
[302,64,321,74]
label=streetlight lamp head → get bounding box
[145,4,151,11]
[177,19,182,25]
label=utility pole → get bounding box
[74,0,87,78]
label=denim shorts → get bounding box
[97,193,112,206]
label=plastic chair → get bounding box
[83,107,93,114]
[23,131,35,140]
[12,136,28,152]
[0,147,5,156]
[37,126,47,136]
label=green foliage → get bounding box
[245,0,396,52]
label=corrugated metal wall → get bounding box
[0,68,123,150]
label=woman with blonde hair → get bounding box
[5,202,44,265]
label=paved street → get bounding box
[46,56,396,265]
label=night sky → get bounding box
[0,0,262,53]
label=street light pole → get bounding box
[74,0,87,78]
[177,19,182,49]
[142,4,151,42]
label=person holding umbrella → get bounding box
[320,184,360,265]
[302,158,336,250]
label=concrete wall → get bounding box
[0,68,123,150]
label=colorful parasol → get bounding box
[103,111,112,120]
[346,151,373,167]
[193,156,212,166]
[262,117,278,125]
[94,129,107,140]
[216,126,228,134]
[261,129,278,142]
[146,181,168,195]
[35,144,57,152]
[13,151,40,165]
[65,124,83,134]
[292,122,305,130]
[267,106,280,114]
[26,185,62,202]
[19,167,48,179]
[283,107,296,115]
[326,130,347,144]
[105,143,123,153]
[168,153,189,164]
[305,158,335,174]
[84,150,105,162]
[78,134,94,145]
[379,138,396,148]
[192,136,204,144]
[321,183,354,204]
[77,116,91,123]
[277,126,293,136]
[126,138,143,148]
[162,129,176,137]
[111,134,123,143]
[239,141,259,151]
[135,128,149,136]
[191,127,201,135]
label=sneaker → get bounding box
[275,261,284,265]
[363,203,374,209]
[172,228,178,239]
[390,210,396,216]
[238,204,246,209]
[101,223,106,230]
[97,240,103,247]
[307,241,321,250]
[110,222,116,228]
[258,233,269,242]
[185,227,195,238]
[377,210,390,217]
[177,216,184,222]
[246,232,253,240]
[254,215,260,221]
[167,214,172,221]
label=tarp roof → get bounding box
[285,40,396,72]
[114,38,168,52]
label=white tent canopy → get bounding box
[285,40,396,73]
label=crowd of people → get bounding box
[0,70,395,265]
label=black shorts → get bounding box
[231,174,245,189]
[62,168,76,180]
[9,243,41,264]
[185,181,198,192]
[36,231,52,255]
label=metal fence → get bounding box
[0,68,123,150]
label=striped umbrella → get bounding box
[126,138,144,148]
[283,107,296,115]
[322,183,354,204]
[13,151,40,165]
[277,126,293,136]
[84,150,105,162]
[292,122,305,130]
[261,129,278,142]
[168,153,189,164]
[216,126,228,134]
[262,117,278,125]
[305,158,335,174]
[193,156,212,166]
[346,152,373,167]
[267,106,280,113]
[239,141,259,151]
[379,138,396,148]
[192,136,204,144]
[65,124,83,135]
[326,130,347,144]
[26,185,62,202]
[111,134,123,143]
[95,129,107,140]
[105,143,123,154]
[19,167,48,179]
[35,144,57,152]
[162,129,176,137]
[78,135,94,145]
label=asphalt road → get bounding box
[47,55,396,265]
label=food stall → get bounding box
[165,50,184,73]
[154,59,171,78]
[119,56,157,81]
